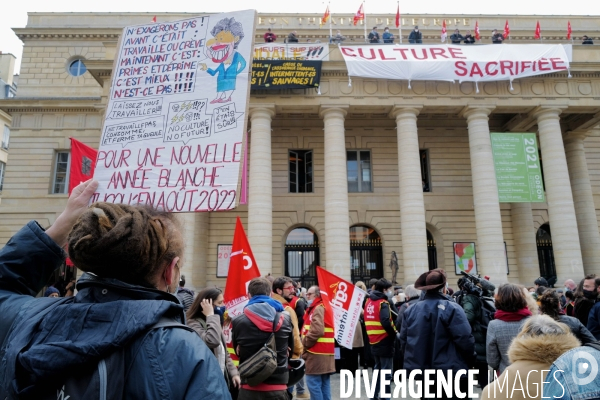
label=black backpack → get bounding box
[479,296,496,328]
[42,317,193,400]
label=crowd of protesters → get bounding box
[0,181,600,399]
[261,26,595,46]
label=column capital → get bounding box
[564,130,589,142]
[389,105,422,120]
[531,105,568,122]
[249,104,276,119]
[459,105,496,120]
[319,105,349,119]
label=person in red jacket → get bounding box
[302,285,335,400]
[264,28,277,43]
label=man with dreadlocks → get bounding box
[0,180,230,399]
[200,17,247,104]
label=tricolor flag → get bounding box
[567,21,572,40]
[395,4,400,28]
[316,266,367,349]
[223,217,261,319]
[68,138,97,195]
[475,20,480,41]
[152,16,157,23]
[321,6,330,27]
[503,20,510,38]
[441,19,447,42]
[353,4,364,26]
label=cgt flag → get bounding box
[223,217,261,319]
[441,19,447,42]
[567,21,572,40]
[316,266,367,350]
[353,4,364,26]
[474,20,480,41]
[535,21,541,40]
[68,138,97,195]
[503,20,510,39]
[395,4,400,28]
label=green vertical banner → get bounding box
[491,133,546,203]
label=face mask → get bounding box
[386,290,393,297]
[214,306,226,325]
[583,289,597,300]
[415,29,419,32]
[307,299,314,307]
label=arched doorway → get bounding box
[427,230,438,270]
[537,223,556,285]
[285,227,320,288]
[350,225,383,283]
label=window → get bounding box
[2,126,9,150]
[289,150,313,193]
[347,150,372,192]
[0,161,5,193]
[68,59,87,77]
[52,151,71,194]
[420,149,431,192]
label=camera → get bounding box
[460,271,496,296]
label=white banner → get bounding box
[340,44,571,83]
[92,11,256,211]
[254,43,329,61]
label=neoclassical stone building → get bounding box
[1,12,600,291]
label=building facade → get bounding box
[1,12,600,291]
[0,53,17,201]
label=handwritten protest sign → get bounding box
[253,43,329,61]
[251,60,322,89]
[92,11,256,212]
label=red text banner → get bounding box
[92,11,256,211]
[340,44,571,83]
[317,266,367,350]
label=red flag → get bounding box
[503,20,510,38]
[567,21,572,40]
[475,20,481,40]
[316,266,367,349]
[321,6,330,27]
[395,4,400,28]
[68,138,97,195]
[152,16,157,23]
[441,19,447,42]
[353,4,364,26]
[315,267,337,329]
[534,21,541,40]
[223,217,261,318]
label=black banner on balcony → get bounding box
[251,60,322,90]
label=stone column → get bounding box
[510,203,538,284]
[248,105,276,275]
[564,132,600,276]
[462,106,508,284]
[179,212,208,291]
[390,106,428,286]
[534,107,584,281]
[320,105,351,280]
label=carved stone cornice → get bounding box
[0,98,103,114]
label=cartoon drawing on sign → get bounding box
[199,18,247,104]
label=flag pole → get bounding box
[398,1,402,43]
[329,2,332,41]
[363,1,367,43]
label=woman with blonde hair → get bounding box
[481,315,580,400]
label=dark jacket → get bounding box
[395,295,420,332]
[176,287,194,311]
[554,315,596,344]
[408,30,422,44]
[588,301,600,340]
[368,31,380,43]
[0,221,230,400]
[399,291,475,373]
[460,293,486,363]
[492,33,504,43]
[382,31,394,43]
[574,297,595,326]
[450,33,464,43]
[287,33,299,43]
[367,290,396,357]
[232,302,294,385]
[464,34,475,44]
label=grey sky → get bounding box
[2,0,600,73]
